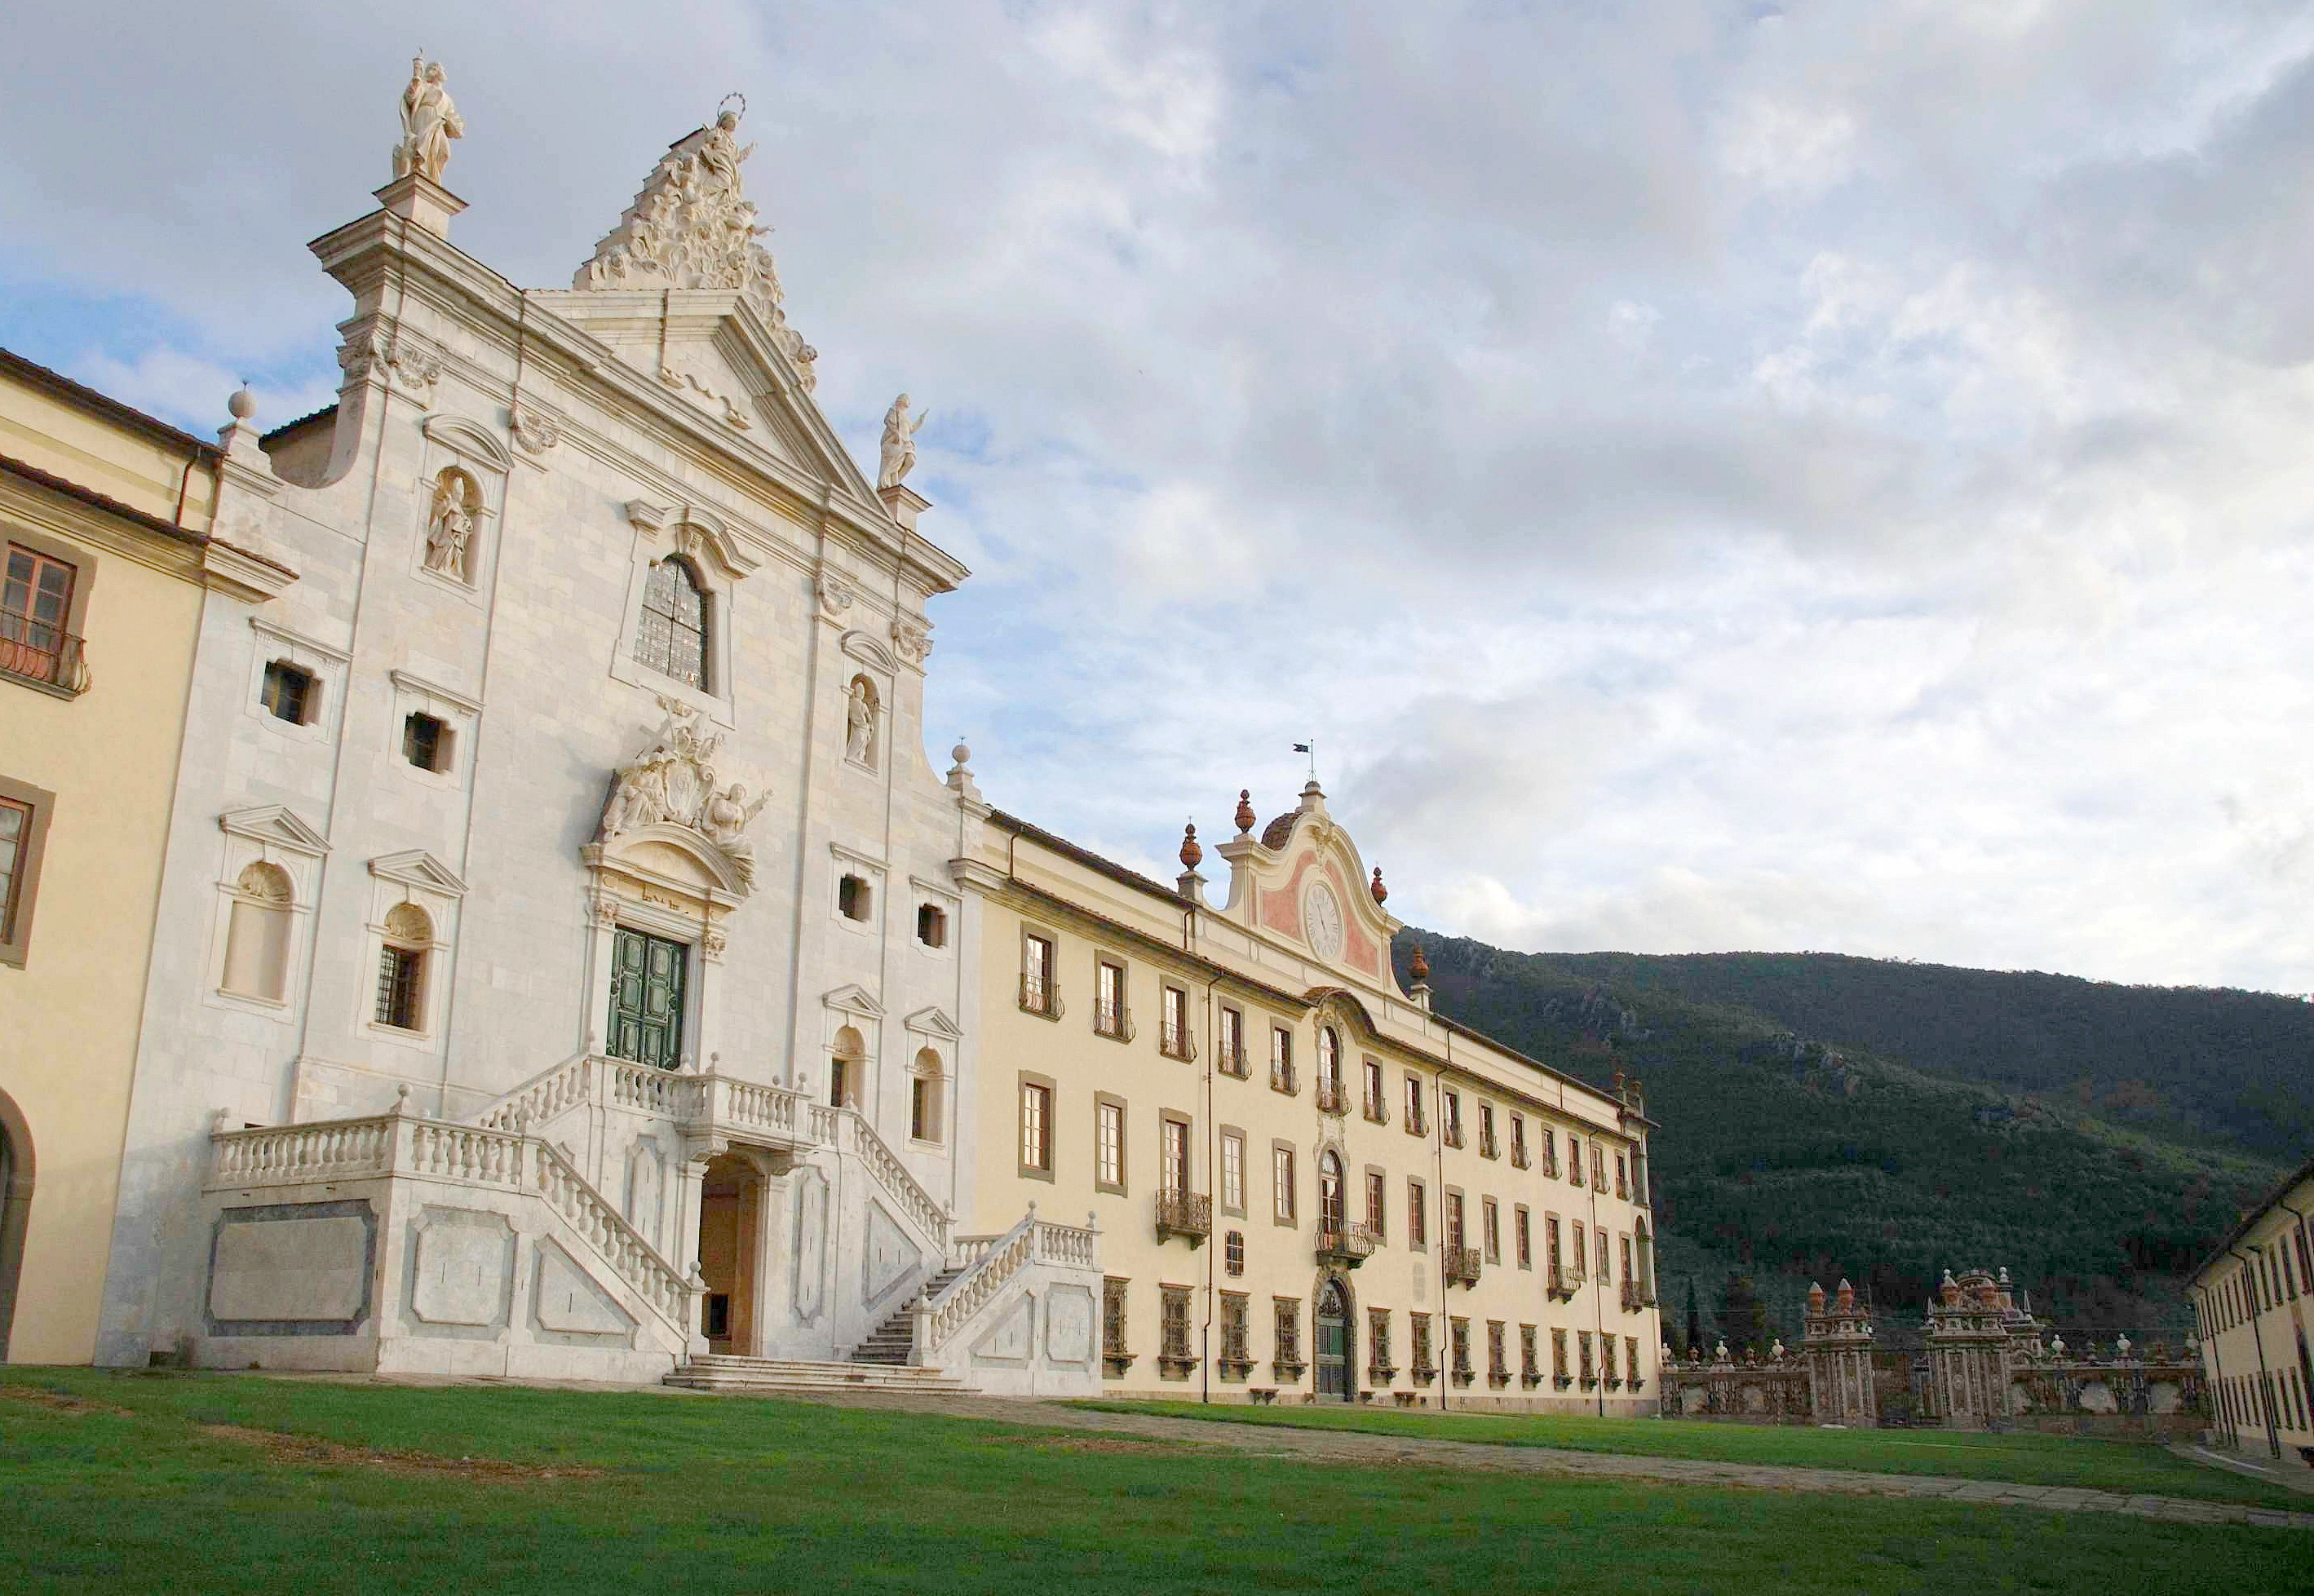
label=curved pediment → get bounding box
[1217,784,1403,991]
[584,820,747,908]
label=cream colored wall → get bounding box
[969,827,1661,1408]
[0,368,216,533]
[0,377,211,1364]
[2197,1172,2314,1452]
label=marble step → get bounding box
[664,1355,967,1394]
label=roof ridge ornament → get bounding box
[576,99,819,390]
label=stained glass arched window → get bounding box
[636,557,709,688]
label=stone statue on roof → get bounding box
[393,56,465,183]
[878,394,927,489]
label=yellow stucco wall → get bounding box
[0,363,214,1363]
[967,815,1662,1408]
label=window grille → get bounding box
[636,556,709,687]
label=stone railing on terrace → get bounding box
[914,1209,1101,1359]
[208,1107,695,1340]
[845,1107,949,1251]
[472,1048,598,1134]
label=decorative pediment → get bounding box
[626,501,762,580]
[218,805,331,858]
[823,984,886,1021]
[840,630,898,673]
[368,849,471,898]
[901,1006,962,1042]
[585,821,748,904]
[420,413,514,475]
[1217,783,1403,988]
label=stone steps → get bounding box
[664,1355,969,1395]
[847,1266,971,1366]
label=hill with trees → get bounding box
[1393,935,2301,1347]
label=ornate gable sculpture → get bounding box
[575,98,818,391]
[592,696,768,899]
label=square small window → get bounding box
[917,902,948,948]
[403,711,449,772]
[838,873,872,922]
[261,660,314,725]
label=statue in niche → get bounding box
[846,678,878,766]
[392,56,466,183]
[877,394,927,490]
[423,469,478,581]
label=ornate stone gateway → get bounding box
[1316,1277,1354,1400]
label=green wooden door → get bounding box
[608,928,688,1071]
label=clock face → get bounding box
[1303,881,1345,961]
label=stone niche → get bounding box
[206,1200,377,1336]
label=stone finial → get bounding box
[1234,789,1256,835]
[1409,942,1431,984]
[1835,1278,1854,1311]
[218,385,268,466]
[1179,822,1203,872]
[1807,1281,1825,1313]
[228,386,256,422]
[945,740,981,802]
[393,1083,413,1115]
[1370,865,1387,904]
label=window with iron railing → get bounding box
[1160,985,1194,1059]
[1449,1316,1473,1382]
[1405,1075,1426,1135]
[1441,1092,1464,1148]
[1270,1028,1296,1094]
[1592,1143,1608,1192]
[1411,1313,1436,1381]
[2,546,86,696]
[1479,1103,1498,1160]
[1102,1276,1130,1373]
[1220,1293,1251,1370]
[1020,935,1060,1018]
[1368,1308,1395,1377]
[1541,1129,1560,1180]
[1616,1152,1630,1200]
[1520,1324,1540,1385]
[1362,1059,1387,1123]
[1553,1327,1572,1388]
[1578,1330,1596,1389]
[1273,1298,1303,1375]
[1218,1006,1246,1076]
[1094,958,1132,1041]
[1626,1336,1644,1390]
[1510,1113,1529,1168]
[1160,1286,1194,1373]
[1486,1320,1509,1386]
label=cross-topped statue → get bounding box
[393,55,465,183]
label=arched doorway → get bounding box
[0,1090,32,1364]
[1315,1276,1355,1400]
[697,1153,763,1355]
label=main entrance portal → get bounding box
[697,1154,763,1355]
[1315,1277,1353,1400]
[608,928,688,1070]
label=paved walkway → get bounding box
[731,1387,2314,1532]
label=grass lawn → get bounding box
[1070,1399,2301,1506]
[0,1368,2300,1595]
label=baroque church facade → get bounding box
[20,66,1660,1403]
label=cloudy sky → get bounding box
[8,2,2314,991]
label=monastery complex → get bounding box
[0,66,1666,1408]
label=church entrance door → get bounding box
[608,928,688,1070]
[1315,1278,1353,1400]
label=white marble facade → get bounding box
[91,94,1021,1382]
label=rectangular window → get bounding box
[1597,1228,1612,1280]
[1480,1103,1498,1158]
[1548,1214,1563,1275]
[1442,1090,1463,1147]
[1616,1152,1630,1200]
[1487,1320,1507,1380]
[1271,1028,1295,1093]
[916,902,948,948]
[1274,1298,1302,1369]
[1363,1058,1386,1121]
[1365,1171,1387,1233]
[1482,1197,1501,1264]
[1450,1316,1472,1377]
[1510,1113,1527,1167]
[1021,933,1056,1015]
[260,658,314,725]
[1161,1116,1191,1194]
[1515,1206,1532,1269]
[1579,1330,1595,1386]
[1219,1006,1245,1074]
[1568,1136,1586,1185]
[1220,1130,1245,1214]
[1446,1191,1466,1253]
[1161,984,1191,1059]
[1553,1328,1569,1385]
[1413,1313,1435,1376]
[1408,1178,1427,1249]
[1542,1127,1559,1178]
[374,944,425,1031]
[1369,1309,1392,1375]
[1020,1080,1053,1175]
[909,1074,939,1143]
[402,711,448,772]
[1405,1074,1425,1134]
[1095,1099,1125,1192]
[0,791,40,953]
[1573,1221,1587,1279]
[1520,1324,1538,1380]
[1627,1337,1642,1388]
[1592,1142,1608,1191]
[2,544,77,690]
[1620,1235,1634,1287]
[838,873,872,922]
[1221,1293,1250,1364]
[1102,1276,1129,1364]
[1272,1145,1296,1224]
[1095,958,1127,1038]
[1224,1229,1245,1276]
[1161,1285,1192,1365]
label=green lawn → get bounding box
[1071,1399,2303,1505]
[0,1368,2298,1595]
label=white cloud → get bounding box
[7,1,2314,990]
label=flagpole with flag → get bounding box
[1293,741,1315,781]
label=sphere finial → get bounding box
[1369,865,1387,904]
[228,384,257,422]
[1179,822,1202,871]
[1233,789,1255,835]
[1409,941,1430,983]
